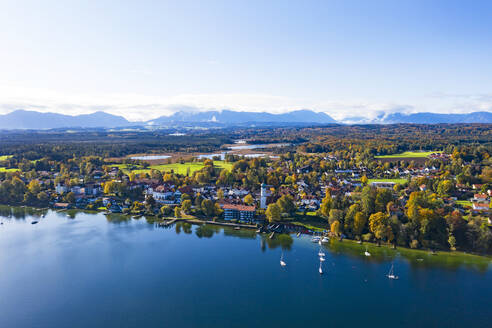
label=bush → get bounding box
[362,233,373,242]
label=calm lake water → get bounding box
[0,207,491,328]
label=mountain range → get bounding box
[0,109,491,130]
[147,109,337,125]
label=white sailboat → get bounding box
[319,256,325,262]
[318,247,325,257]
[280,252,286,267]
[319,260,323,274]
[387,264,398,279]
[364,246,371,257]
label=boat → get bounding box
[280,252,286,267]
[364,247,371,257]
[256,229,261,233]
[234,226,240,230]
[311,236,320,243]
[31,220,39,225]
[319,260,323,274]
[318,239,322,245]
[318,248,325,257]
[386,264,398,280]
[319,256,325,262]
[296,232,301,237]
[322,237,330,243]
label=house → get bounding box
[297,165,311,174]
[221,204,256,222]
[55,183,68,194]
[473,194,489,201]
[370,181,396,189]
[53,202,70,209]
[472,202,489,211]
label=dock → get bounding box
[158,219,178,227]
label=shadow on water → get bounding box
[324,238,492,273]
[0,205,48,220]
[260,233,294,251]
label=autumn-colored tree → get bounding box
[331,220,341,236]
[266,203,281,222]
[369,212,393,243]
[244,194,254,205]
[353,212,367,238]
[181,199,192,214]
[174,206,181,218]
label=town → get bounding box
[0,124,491,254]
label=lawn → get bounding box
[455,200,473,207]
[368,178,407,184]
[114,161,232,175]
[0,167,19,172]
[375,151,440,159]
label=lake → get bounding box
[0,207,491,328]
[130,155,171,160]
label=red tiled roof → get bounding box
[221,204,256,211]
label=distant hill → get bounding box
[379,111,492,124]
[1,109,491,129]
[148,109,337,125]
[0,110,131,129]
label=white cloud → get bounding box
[0,84,490,122]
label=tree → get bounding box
[328,209,344,225]
[353,212,367,238]
[369,212,393,243]
[64,191,75,203]
[160,205,172,216]
[244,194,254,205]
[265,203,281,222]
[217,189,224,200]
[181,199,192,214]
[174,206,181,218]
[27,179,41,194]
[361,175,368,185]
[331,220,341,236]
[37,191,49,204]
[276,195,296,215]
[201,199,215,217]
[437,180,454,197]
[319,194,333,218]
[375,188,393,213]
[361,186,376,216]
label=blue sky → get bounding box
[1,0,491,121]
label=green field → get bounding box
[0,167,19,172]
[368,178,407,184]
[456,200,473,207]
[375,151,440,159]
[114,161,233,175]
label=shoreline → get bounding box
[1,204,491,263]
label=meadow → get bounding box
[375,151,440,159]
[113,161,233,175]
[368,178,408,184]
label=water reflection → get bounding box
[260,233,294,251]
[0,206,489,272]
